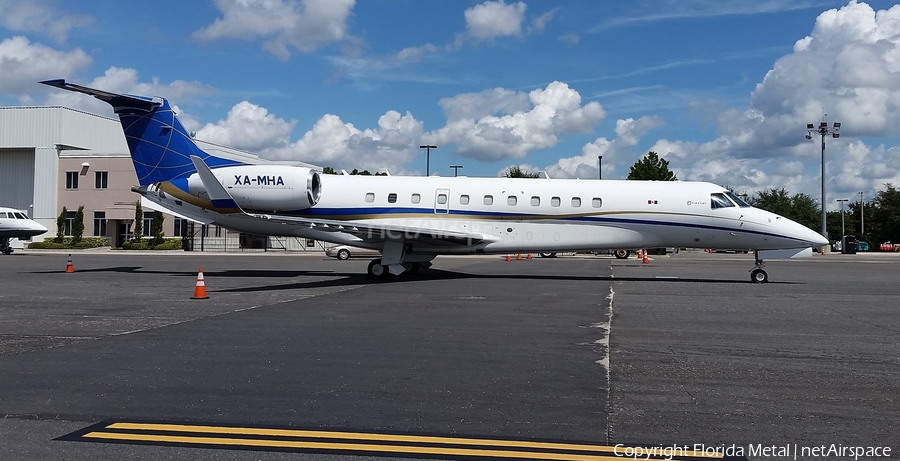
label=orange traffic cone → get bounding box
[516,254,522,260]
[637,250,643,259]
[505,255,511,261]
[65,254,74,273]
[526,253,532,259]
[820,248,825,256]
[191,268,209,299]
[642,252,649,264]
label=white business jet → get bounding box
[41,79,827,282]
[0,206,48,255]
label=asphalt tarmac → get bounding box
[0,249,897,461]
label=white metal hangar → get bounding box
[0,105,318,251]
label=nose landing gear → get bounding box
[750,252,768,283]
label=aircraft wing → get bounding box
[189,156,488,247]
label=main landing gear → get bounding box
[750,252,768,283]
[366,259,432,279]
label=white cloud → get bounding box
[0,0,92,42]
[193,0,356,59]
[396,43,438,62]
[0,36,91,96]
[543,116,662,179]
[428,81,605,161]
[195,101,296,151]
[464,0,527,41]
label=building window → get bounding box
[365,192,375,203]
[483,195,493,205]
[93,211,106,237]
[531,196,540,206]
[64,210,76,236]
[173,217,185,237]
[201,224,209,238]
[592,198,603,208]
[507,196,517,206]
[571,197,582,207]
[387,193,398,204]
[215,225,223,237]
[460,195,470,205]
[95,171,108,189]
[143,212,153,236]
[411,193,421,204]
[66,171,79,190]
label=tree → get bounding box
[750,188,819,231]
[132,200,143,242]
[502,165,539,178]
[322,167,338,174]
[869,183,900,244]
[627,151,677,180]
[71,206,85,245]
[151,211,165,247]
[55,206,67,243]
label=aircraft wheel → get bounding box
[367,259,387,278]
[750,268,768,283]
[614,250,630,259]
[337,249,350,260]
[539,252,557,258]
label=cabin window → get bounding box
[365,192,375,203]
[387,193,398,204]
[507,196,517,206]
[531,196,540,206]
[710,193,734,209]
[437,194,448,205]
[592,198,602,208]
[484,195,493,205]
[460,195,470,205]
[411,193,421,204]
[551,196,561,207]
[571,197,582,207]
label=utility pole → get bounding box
[419,145,437,176]
[806,115,841,242]
[450,165,463,177]
[598,155,602,180]
[859,191,864,237]
[836,198,848,237]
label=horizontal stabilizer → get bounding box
[40,79,162,113]
[190,156,241,210]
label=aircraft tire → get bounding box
[337,249,350,260]
[367,259,387,278]
[614,250,630,259]
[750,268,768,283]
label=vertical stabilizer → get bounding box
[40,79,242,186]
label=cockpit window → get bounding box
[725,191,751,207]
[710,193,735,209]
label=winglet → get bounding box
[190,155,241,210]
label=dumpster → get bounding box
[841,235,857,254]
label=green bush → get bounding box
[152,238,182,250]
[27,237,108,249]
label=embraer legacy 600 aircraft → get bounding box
[0,207,47,255]
[42,79,828,282]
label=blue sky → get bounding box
[2,0,900,209]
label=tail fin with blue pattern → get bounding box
[40,79,242,186]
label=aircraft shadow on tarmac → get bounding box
[33,266,797,294]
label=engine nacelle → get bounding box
[187,165,322,212]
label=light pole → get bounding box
[419,145,437,176]
[598,155,602,180]
[806,115,841,241]
[836,198,848,237]
[859,191,864,237]
[450,165,463,177]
